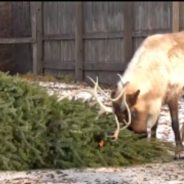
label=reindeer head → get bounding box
[85,75,145,140]
[111,86,140,128]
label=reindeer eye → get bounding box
[131,109,137,119]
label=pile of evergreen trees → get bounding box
[0,72,173,170]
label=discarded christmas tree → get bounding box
[0,72,173,171]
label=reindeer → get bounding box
[86,31,184,159]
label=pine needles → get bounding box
[0,72,174,171]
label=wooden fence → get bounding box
[0,1,183,85]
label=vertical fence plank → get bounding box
[31,2,43,74]
[75,2,84,81]
[172,1,180,32]
[124,2,133,64]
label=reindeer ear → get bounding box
[126,89,140,106]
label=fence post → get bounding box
[172,2,180,32]
[75,2,84,82]
[123,2,134,65]
[31,2,43,75]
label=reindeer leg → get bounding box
[147,127,152,140]
[151,119,159,138]
[168,98,183,159]
[181,124,184,143]
[146,114,160,140]
[146,100,162,140]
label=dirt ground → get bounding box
[0,80,184,184]
[0,160,184,184]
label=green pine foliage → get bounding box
[0,72,174,170]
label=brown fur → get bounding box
[111,31,184,158]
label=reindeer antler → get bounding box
[108,93,132,140]
[111,74,129,102]
[87,76,109,99]
[77,75,132,141]
[79,76,113,115]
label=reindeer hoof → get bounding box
[174,144,184,160]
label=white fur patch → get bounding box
[117,32,184,99]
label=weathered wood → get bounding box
[0,2,14,73]
[75,2,84,81]
[44,60,75,70]
[0,38,33,44]
[40,2,173,85]
[44,34,74,41]
[31,2,43,75]
[0,29,169,45]
[36,2,43,74]
[83,2,124,33]
[43,29,169,42]
[85,30,169,39]
[44,60,126,72]
[10,2,32,74]
[11,2,31,37]
[180,2,184,29]
[134,2,171,33]
[8,2,176,85]
[84,62,126,72]
[124,2,134,63]
[172,2,180,32]
[132,29,169,37]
